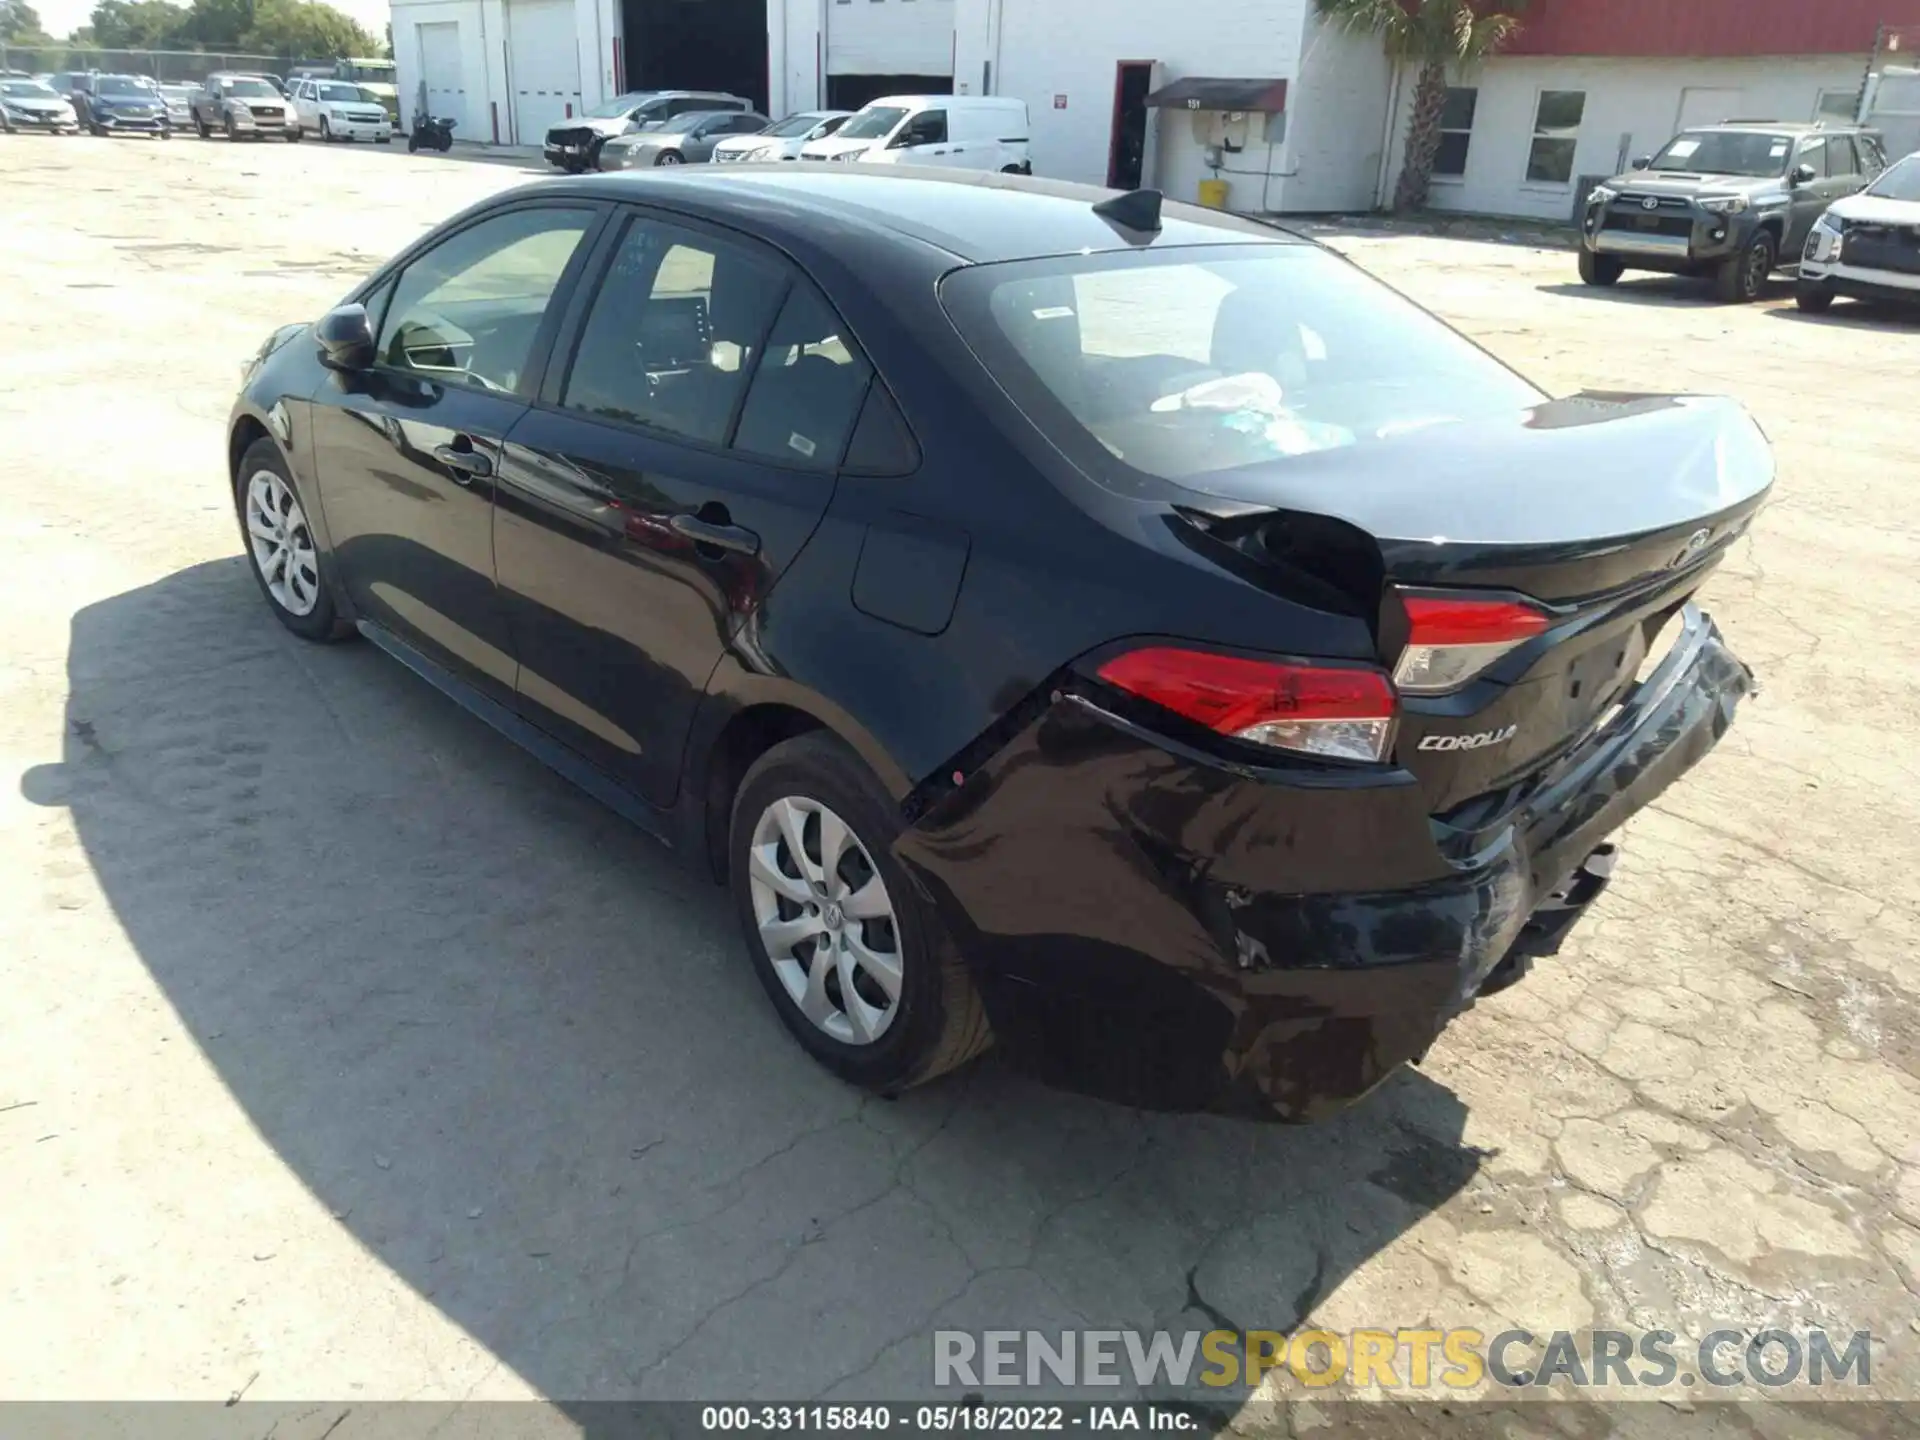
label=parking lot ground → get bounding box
[3,136,1920,1424]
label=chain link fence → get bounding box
[0,46,302,84]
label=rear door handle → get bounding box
[670,513,760,556]
[433,442,493,480]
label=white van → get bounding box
[799,95,1031,174]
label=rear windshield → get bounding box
[940,244,1542,493]
[837,105,906,140]
[1648,131,1791,176]
[1867,154,1920,202]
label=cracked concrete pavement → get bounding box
[2,137,1918,1423]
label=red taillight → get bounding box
[1395,595,1549,695]
[1096,647,1396,762]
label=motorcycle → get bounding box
[407,112,455,153]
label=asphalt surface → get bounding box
[2,134,1918,1428]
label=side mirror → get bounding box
[889,130,916,149]
[1631,155,1651,170]
[1791,162,1818,187]
[315,303,375,371]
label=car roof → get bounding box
[534,167,1293,264]
[1684,121,1862,134]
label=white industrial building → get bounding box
[388,0,1891,218]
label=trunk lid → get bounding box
[1179,393,1772,813]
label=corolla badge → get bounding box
[1419,724,1519,753]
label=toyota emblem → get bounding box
[1641,196,1660,211]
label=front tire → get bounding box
[319,116,331,142]
[1578,249,1624,286]
[234,439,351,643]
[1716,231,1776,303]
[730,733,990,1093]
[654,150,683,166]
[224,114,237,141]
[1795,280,1836,313]
[196,116,211,139]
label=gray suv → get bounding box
[1578,122,1888,302]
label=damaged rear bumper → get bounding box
[893,607,1751,1121]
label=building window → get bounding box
[1526,89,1585,184]
[1816,88,1858,121]
[1434,87,1476,177]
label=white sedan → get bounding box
[290,79,393,143]
[710,110,852,163]
[1799,151,1920,312]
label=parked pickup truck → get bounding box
[191,73,300,142]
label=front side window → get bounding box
[900,110,947,145]
[1526,90,1584,184]
[1434,87,1476,178]
[1797,137,1830,179]
[377,207,594,392]
[562,219,787,445]
[940,245,1542,494]
[733,284,873,468]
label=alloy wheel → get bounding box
[243,470,321,616]
[747,795,903,1045]
[1745,243,1771,296]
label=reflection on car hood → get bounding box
[1173,393,1774,547]
[1827,192,1920,224]
[800,136,875,159]
[7,98,70,111]
[1602,171,1781,196]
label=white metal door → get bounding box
[505,0,582,144]
[1676,87,1743,133]
[417,21,468,133]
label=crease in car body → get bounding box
[228,167,1769,1122]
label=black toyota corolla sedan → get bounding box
[227,168,1767,1121]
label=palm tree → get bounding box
[1316,0,1529,211]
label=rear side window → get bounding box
[561,218,787,445]
[733,283,873,468]
[1829,135,1860,178]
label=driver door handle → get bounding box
[433,442,493,481]
[670,513,760,556]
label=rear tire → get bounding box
[654,150,683,166]
[196,117,211,139]
[1716,231,1775,303]
[729,733,990,1094]
[1578,249,1624,286]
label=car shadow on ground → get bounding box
[1764,300,1920,331]
[1534,278,1757,307]
[21,557,1486,1410]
